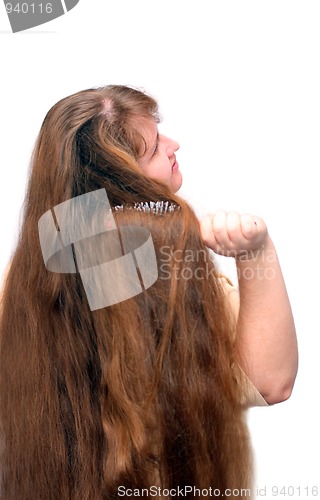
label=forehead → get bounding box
[136,117,158,150]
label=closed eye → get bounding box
[151,132,159,157]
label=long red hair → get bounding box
[0,85,252,499]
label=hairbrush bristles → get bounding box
[113,201,180,214]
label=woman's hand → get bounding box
[200,210,269,259]
[200,209,298,405]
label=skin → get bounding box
[0,118,298,405]
[200,211,298,404]
[138,119,298,405]
[137,119,182,194]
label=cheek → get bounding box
[147,159,172,182]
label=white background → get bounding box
[1,1,319,496]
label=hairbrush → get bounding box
[113,200,181,214]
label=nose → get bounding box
[163,135,180,156]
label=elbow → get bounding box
[262,377,296,405]
[261,354,299,405]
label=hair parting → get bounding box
[0,85,252,499]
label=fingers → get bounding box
[200,210,239,256]
[239,214,259,240]
[214,210,247,256]
[211,210,229,247]
[200,210,268,257]
[240,214,267,243]
[199,214,219,249]
[223,211,242,244]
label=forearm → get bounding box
[235,236,298,404]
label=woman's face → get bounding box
[137,119,182,193]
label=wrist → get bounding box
[236,236,277,282]
[235,235,274,263]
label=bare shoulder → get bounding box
[217,275,240,320]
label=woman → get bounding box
[0,85,297,499]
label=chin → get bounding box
[171,171,183,193]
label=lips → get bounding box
[172,160,179,173]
